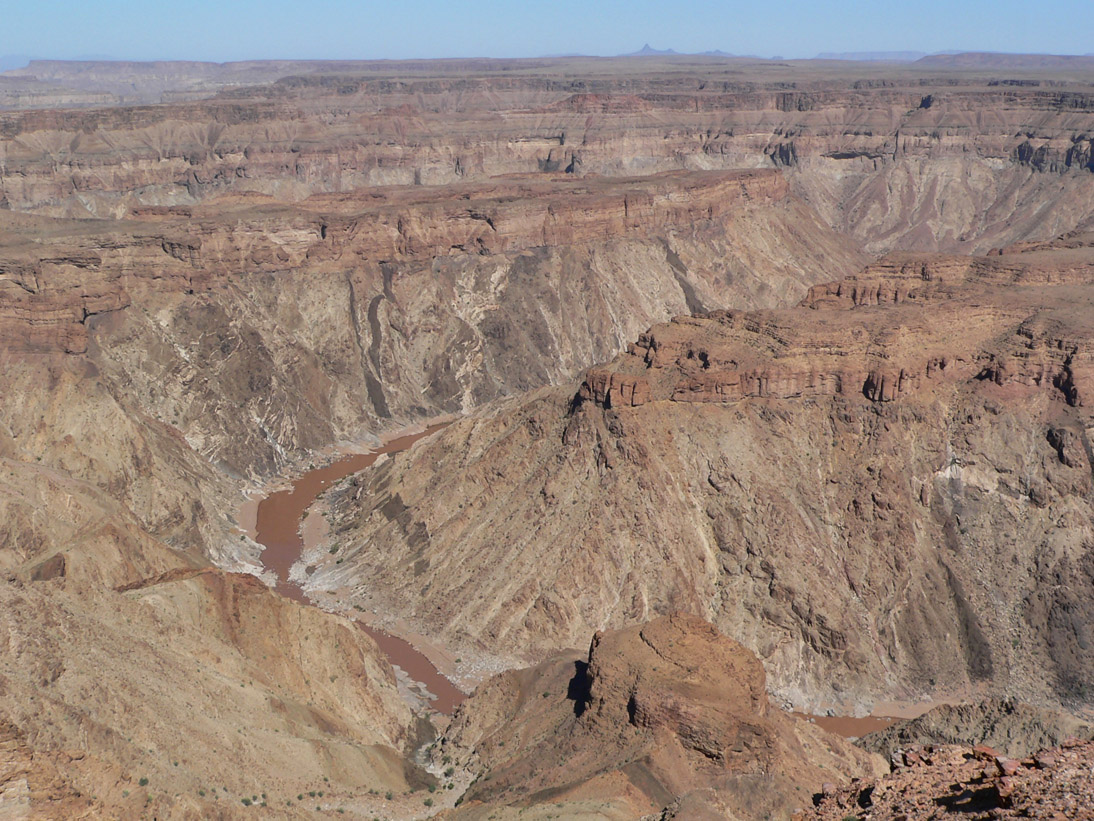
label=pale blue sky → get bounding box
[1,0,1090,63]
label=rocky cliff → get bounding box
[324,234,1094,713]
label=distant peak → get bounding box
[626,43,678,57]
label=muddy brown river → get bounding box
[253,424,466,714]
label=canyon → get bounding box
[1,54,1093,818]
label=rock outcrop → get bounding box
[435,614,884,819]
[806,737,1094,820]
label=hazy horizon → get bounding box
[2,0,1091,66]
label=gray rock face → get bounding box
[858,698,1094,760]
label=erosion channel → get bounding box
[251,423,467,714]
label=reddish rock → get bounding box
[973,744,1001,759]
[1034,751,1059,769]
[996,755,1022,776]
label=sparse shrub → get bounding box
[424,797,434,807]
[138,777,149,787]
[241,797,252,806]
[385,791,393,800]
[444,766,455,777]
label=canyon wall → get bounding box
[0,169,860,495]
[3,61,1094,253]
[323,235,1094,714]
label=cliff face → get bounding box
[0,169,860,488]
[325,235,1094,713]
[3,62,1094,253]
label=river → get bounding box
[250,424,467,715]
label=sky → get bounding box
[1,0,1091,64]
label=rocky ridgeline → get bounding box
[580,239,1094,411]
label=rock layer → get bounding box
[4,59,1094,253]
